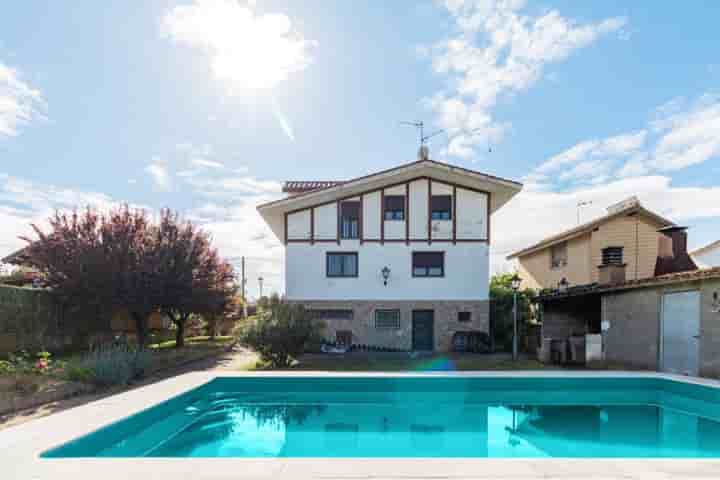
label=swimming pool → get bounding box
[42,376,720,458]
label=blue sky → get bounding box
[1,0,719,297]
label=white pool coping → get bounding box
[3,370,720,479]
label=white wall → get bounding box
[363,192,381,240]
[409,179,428,239]
[456,188,488,240]
[693,247,720,268]
[287,210,310,240]
[314,203,336,240]
[285,242,490,301]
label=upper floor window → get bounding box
[340,201,360,239]
[458,311,471,322]
[431,195,452,220]
[412,252,444,277]
[327,252,358,277]
[384,195,405,221]
[601,246,624,266]
[550,242,568,269]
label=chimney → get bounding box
[418,145,429,161]
[654,226,698,276]
[598,264,626,285]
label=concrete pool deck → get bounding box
[3,370,720,479]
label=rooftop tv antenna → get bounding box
[401,121,444,160]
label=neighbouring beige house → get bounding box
[507,196,698,290]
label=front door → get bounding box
[661,291,700,376]
[412,310,434,351]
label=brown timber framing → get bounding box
[283,175,491,244]
[405,183,410,245]
[452,185,457,245]
[359,193,364,244]
[380,189,385,245]
[336,200,341,245]
[284,212,288,245]
[427,178,432,245]
[487,191,491,243]
[310,207,315,245]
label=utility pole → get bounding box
[241,256,248,319]
[258,276,264,299]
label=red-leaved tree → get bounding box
[22,205,235,347]
[155,209,236,348]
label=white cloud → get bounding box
[425,0,626,158]
[190,158,224,169]
[144,161,171,191]
[528,94,720,189]
[0,61,45,138]
[162,0,314,90]
[650,94,720,171]
[531,130,647,184]
[185,174,282,198]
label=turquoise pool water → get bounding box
[42,377,720,458]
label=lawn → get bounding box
[251,353,555,372]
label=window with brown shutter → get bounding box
[383,195,405,221]
[340,201,360,239]
[431,195,452,220]
[550,242,568,269]
[601,246,624,266]
[412,252,444,277]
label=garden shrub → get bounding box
[64,364,95,383]
[239,303,323,368]
[0,350,65,377]
[79,344,153,386]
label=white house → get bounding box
[257,157,522,351]
[691,240,720,268]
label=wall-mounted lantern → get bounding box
[381,266,391,286]
[712,291,720,314]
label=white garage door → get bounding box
[661,291,700,376]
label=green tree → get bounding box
[489,273,537,352]
[239,301,322,368]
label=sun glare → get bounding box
[163,0,313,90]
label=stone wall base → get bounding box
[293,299,489,352]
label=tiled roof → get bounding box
[260,159,523,209]
[282,181,346,193]
[538,267,720,301]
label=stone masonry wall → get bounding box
[295,300,490,352]
[603,288,661,370]
[602,278,720,376]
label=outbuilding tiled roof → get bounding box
[538,267,720,301]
